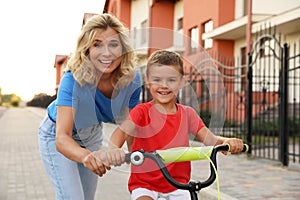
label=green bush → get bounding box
[252,117,300,136]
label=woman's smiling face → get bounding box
[89,27,123,75]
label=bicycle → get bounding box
[125,144,249,200]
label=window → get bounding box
[243,0,248,16]
[260,38,274,57]
[240,47,247,91]
[141,20,148,44]
[203,20,213,49]
[174,17,184,47]
[189,27,199,53]
[177,17,183,30]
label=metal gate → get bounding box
[247,29,300,166]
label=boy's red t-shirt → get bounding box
[128,102,205,193]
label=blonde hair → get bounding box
[67,13,136,88]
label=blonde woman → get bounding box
[38,14,141,200]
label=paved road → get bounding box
[0,107,130,200]
[1,107,300,200]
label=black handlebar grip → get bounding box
[242,144,249,153]
[125,153,131,164]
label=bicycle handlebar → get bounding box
[125,144,249,192]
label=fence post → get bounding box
[280,43,289,166]
[247,52,253,155]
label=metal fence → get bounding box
[281,42,300,165]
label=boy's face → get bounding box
[146,64,184,104]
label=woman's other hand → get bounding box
[82,150,111,177]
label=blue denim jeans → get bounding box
[38,116,103,200]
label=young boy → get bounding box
[106,50,244,200]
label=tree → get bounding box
[11,95,21,107]
[26,93,56,108]
[1,93,21,107]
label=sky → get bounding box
[0,0,105,101]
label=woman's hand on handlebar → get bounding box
[106,148,126,167]
[84,148,126,177]
[222,138,244,154]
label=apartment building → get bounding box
[55,1,300,88]
[104,0,299,58]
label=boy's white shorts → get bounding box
[131,188,191,200]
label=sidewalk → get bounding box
[1,107,299,200]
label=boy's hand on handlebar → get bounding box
[82,150,111,177]
[222,138,244,154]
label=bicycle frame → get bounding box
[125,144,248,200]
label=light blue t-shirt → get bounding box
[47,70,142,129]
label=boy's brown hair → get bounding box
[146,50,184,76]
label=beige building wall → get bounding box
[130,0,149,64]
[252,0,300,14]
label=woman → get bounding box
[38,14,141,200]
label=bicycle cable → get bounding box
[204,154,221,200]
